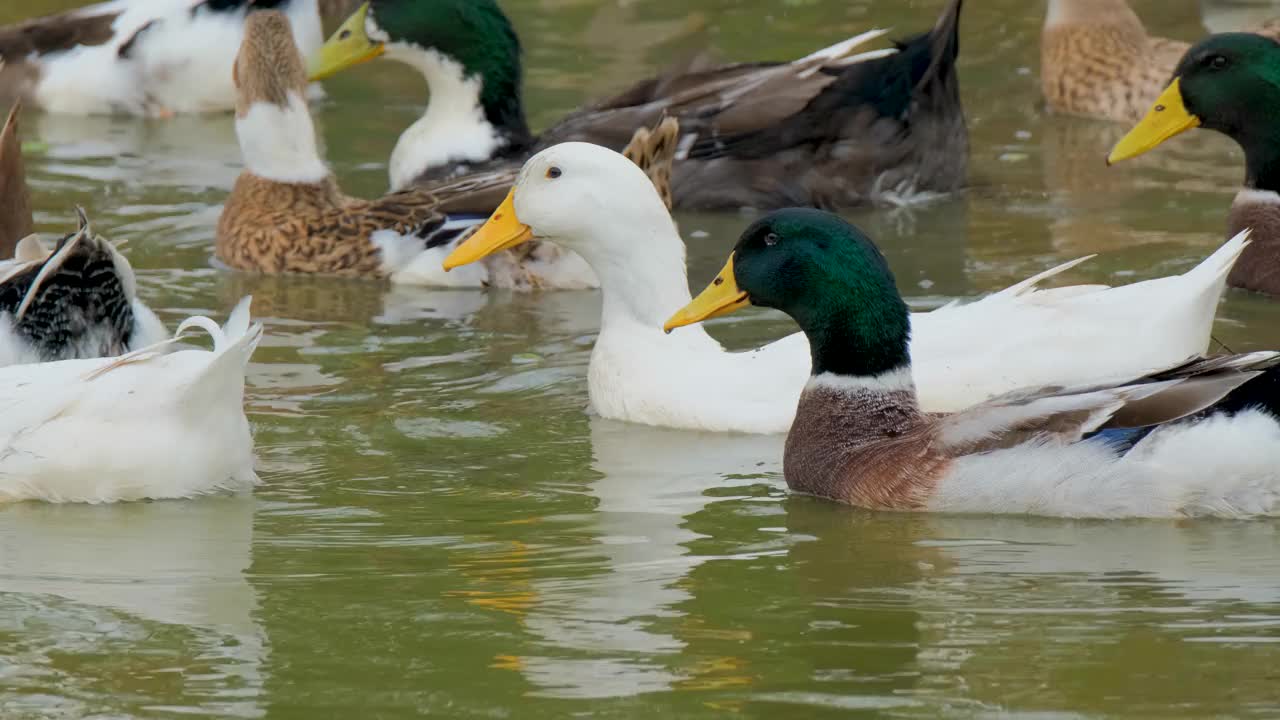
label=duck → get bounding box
[219,11,676,289]
[1042,0,1280,122]
[0,0,324,117]
[306,0,967,210]
[0,296,261,504]
[441,141,1244,434]
[1107,32,1280,296]
[0,103,168,365]
[665,208,1280,518]
[219,10,593,289]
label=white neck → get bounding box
[234,92,329,184]
[570,211,697,334]
[386,46,503,190]
[1235,188,1280,206]
[806,367,917,395]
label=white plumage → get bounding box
[0,297,261,504]
[502,143,1241,433]
[19,0,323,116]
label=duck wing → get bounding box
[0,103,32,258]
[936,352,1280,454]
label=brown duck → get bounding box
[1042,0,1280,122]
[217,10,678,290]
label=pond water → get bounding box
[3,0,1280,717]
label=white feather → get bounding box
[509,143,1242,433]
[32,0,323,116]
[235,94,329,184]
[0,298,261,504]
[930,410,1280,519]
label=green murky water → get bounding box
[3,0,1280,717]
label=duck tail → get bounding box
[0,102,33,259]
[3,209,140,360]
[622,116,680,212]
[913,0,964,95]
[1184,229,1250,289]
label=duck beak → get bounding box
[307,2,385,81]
[664,253,750,333]
[1107,78,1202,165]
[443,189,533,271]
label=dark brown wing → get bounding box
[0,4,123,110]
[0,102,32,259]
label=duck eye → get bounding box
[546,166,562,179]
[339,29,352,40]
[764,232,779,246]
[1207,54,1229,70]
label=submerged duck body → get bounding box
[0,0,324,117]
[1108,33,1280,296]
[444,142,1241,433]
[0,297,262,504]
[668,209,1280,519]
[310,0,967,210]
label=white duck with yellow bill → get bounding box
[444,142,1246,434]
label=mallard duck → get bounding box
[1107,32,1280,296]
[0,0,324,117]
[0,297,261,504]
[665,209,1280,518]
[219,10,601,289]
[220,11,676,289]
[307,0,967,210]
[442,142,1243,433]
[1042,0,1280,122]
[0,104,167,365]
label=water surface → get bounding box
[3,1,1280,717]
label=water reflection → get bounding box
[0,498,264,717]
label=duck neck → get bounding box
[792,286,913,380]
[580,214,695,333]
[1241,132,1280,193]
[387,45,532,188]
[1044,0,1143,29]
[234,93,329,184]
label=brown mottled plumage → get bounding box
[1042,0,1280,122]
[0,102,32,259]
[1227,195,1280,295]
[220,11,677,286]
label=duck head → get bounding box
[666,209,912,378]
[1109,32,1280,188]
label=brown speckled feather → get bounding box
[1228,194,1280,295]
[1042,0,1280,123]
[0,102,32,259]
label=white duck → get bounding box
[444,142,1244,434]
[0,296,261,503]
[0,0,323,116]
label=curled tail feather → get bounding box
[622,117,680,212]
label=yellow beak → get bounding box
[1107,78,1202,165]
[442,189,534,270]
[307,2,386,81]
[663,253,751,333]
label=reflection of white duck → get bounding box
[0,0,323,116]
[0,497,264,715]
[516,419,784,699]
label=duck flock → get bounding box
[2,0,1280,518]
